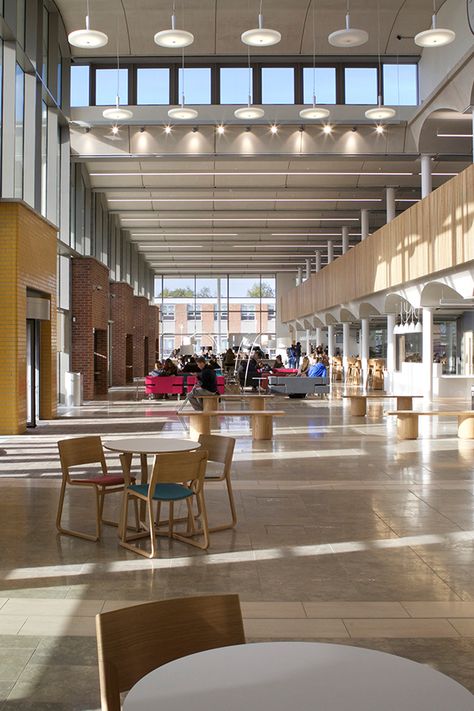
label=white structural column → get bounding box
[327,325,335,359]
[386,187,396,223]
[296,267,303,286]
[342,226,349,255]
[361,318,370,385]
[421,154,433,199]
[386,313,396,391]
[305,329,311,356]
[305,258,312,281]
[361,209,369,241]
[327,241,334,264]
[422,307,433,398]
[315,250,321,273]
[315,326,322,347]
[342,322,350,375]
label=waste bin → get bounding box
[65,372,83,407]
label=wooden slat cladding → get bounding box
[281,165,474,322]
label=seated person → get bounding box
[181,356,200,373]
[307,356,327,378]
[148,361,163,376]
[160,358,178,376]
[272,354,284,370]
[208,357,221,370]
[297,355,310,376]
[187,357,218,411]
[238,356,259,391]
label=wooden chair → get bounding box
[56,436,136,542]
[96,594,245,711]
[198,434,237,532]
[120,449,209,558]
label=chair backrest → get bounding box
[96,594,245,711]
[198,434,235,475]
[58,436,107,481]
[148,449,208,491]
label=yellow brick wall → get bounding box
[0,201,57,434]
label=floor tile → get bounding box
[1,599,104,618]
[244,618,349,639]
[241,602,306,618]
[344,618,460,638]
[401,601,474,618]
[18,617,97,637]
[0,618,28,636]
[448,619,474,636]
[303,602,409,618]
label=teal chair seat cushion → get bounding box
[128,482,193,501]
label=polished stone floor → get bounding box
[1,387,474,709]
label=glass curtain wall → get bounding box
[14,63,25,199]
[155,275,276,358]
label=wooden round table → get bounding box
[103,437,201,534]
[123,642,473,711]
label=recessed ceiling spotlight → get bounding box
[270,124,278,134]
[154,9,194,48]
[68,1,108,48]
[241,4,281,47]
[322,124,333,134]
[111,125,119,135]
[139,126,146,133]
[216,125,225,135]
[375,124,385,134]
[245,126,252,132]
[164,125,172,134]
[192,126,199,133]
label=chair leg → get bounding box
[56,483,100,543]
[94,487,102,541]
[185,497,196,535]
[173,492,210,550]
[168,502,175,538]
[148,500,157,558]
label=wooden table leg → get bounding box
[189,413,211,440]
[202,396,219,412]
[249,397,265,411]
[397,414,418,440]
[252,415,273,440]
[458,415,474,439]
[396,396,413,410]
[118,452,133,538]
[350,397,367,417]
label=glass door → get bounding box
[26,319,40,427]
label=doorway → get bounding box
[26,319,40,428]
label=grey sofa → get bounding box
[268,376,330,398]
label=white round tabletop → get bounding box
[103,437,201,455]
[123,642,474,711]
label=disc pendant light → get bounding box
[328,0,368,47]
[68,0,108,49]
[300,0,330,120]
[414,0,455,47]
[241,0,281,47]
[102,20,133,121]
[168,46,198,120]
[234,48,264,119]
[365,0,395,121]
[154,1,194,48]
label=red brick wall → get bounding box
[71,257,110,400]
[133,296,149,378]
[110,282,134,386]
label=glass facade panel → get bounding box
[42,7,49,84]
[156,275,276,357]
[262,67,294,104]
[178,68,211,104]
[220,67,253,104]
[137,68,170,104]
[14,63,25,199]
[383,64,418,105]
[71,65,90,106]
[344,67,378,104]
[95,68,128,106]
[303,67,336,104]
[41,102,48,217]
